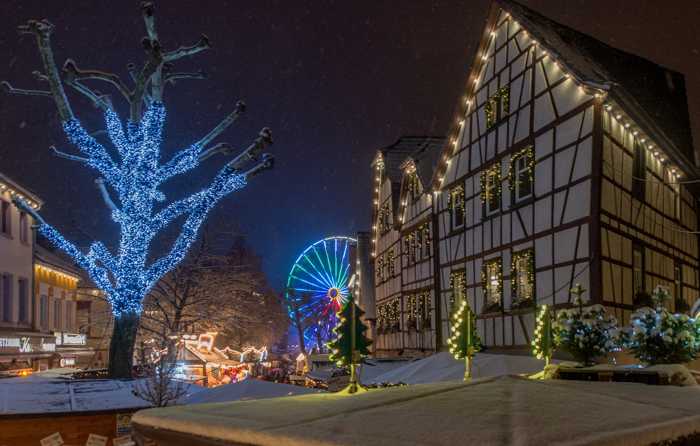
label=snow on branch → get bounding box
[62,59,131,104]
[0,81,52,98]
[164,35,211,62]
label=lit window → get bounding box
[674,184,682,221]
[482,258,502,312]
[485,87,510,129]
[1,273,12,322]
[512,249,534,307]
[449,185,465,229]
[482,164,501,215]
[511,147,534,202]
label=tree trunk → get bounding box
[108,311,141,378]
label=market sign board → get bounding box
[0,336,56,353]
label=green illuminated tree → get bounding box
[448,300,481,380]
[532,304,555,366]
[327,296,371,394]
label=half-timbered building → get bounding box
[431,0,700,350]
[367,0,700,355]
[371,137,443,355]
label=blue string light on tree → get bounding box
[14,101,272,317]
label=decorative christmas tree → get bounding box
[327,296,372,394]
[532,304,555,366]
[447,300,481,380]
[2,3,274,378]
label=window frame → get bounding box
[632,139,646,201]
[482,164,501,216]
[449,185,465,230]
[511,249,535,306]
[19,211,29,244]
[511,147,534,203]
[0,200,11,237]
[632,242,645,295]
[18,277,28,324]
[482,258,503,312]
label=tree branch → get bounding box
[1,81,52,97]
[164,70,207,85]
[95,178,119,214]
[16,19,74,121]
[50,145,90,164]
[198,142,234,162]
[164,35,211,62]
[63,79,112,111]
[62,59,131,104]
[195,100,246,148]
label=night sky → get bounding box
[1,1,698,290]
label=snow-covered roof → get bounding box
[133,375,700,445]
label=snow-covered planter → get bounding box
[626,286,700,365]
[553,304,622,366]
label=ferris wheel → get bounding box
[286,236,357,349]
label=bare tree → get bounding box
[2,2,274,378]
[138,232,287,353]
[132,355,188,407]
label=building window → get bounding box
[509,146,534,202]
[511,249,534,308]
[406,172,420,202]
[419,293,431,330]
[485,87,510,129]
[674,184,682,221]
[19,212,29,244]
[0,200,10,236]
[18,278,28,323]
[376,255,385,282]
[54,299,61,329]
[674,262,685,312]
[40,295,48,329]
[632,139,646,201]
[1,274,12,322]
[632,243,644,296]
[449,270,467,313]
[482,258,503,313]
[449,185,465,229]
[378,204,392,234]
[481,164,501,215]
[387,249,396,276]
[422,224,431,257]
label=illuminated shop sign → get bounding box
[55,332,87,346]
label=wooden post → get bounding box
[464,307,473,381]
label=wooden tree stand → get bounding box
[555,366,674,385]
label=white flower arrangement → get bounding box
[626,286,700,365]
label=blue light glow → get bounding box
[23,101,248,316]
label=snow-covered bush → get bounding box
[553,304,622,366]
[626,286,700,365]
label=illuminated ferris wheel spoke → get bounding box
[295,261,331,289]
[304,253,333,288]
[322,241,336,286]
[312,247,335,289]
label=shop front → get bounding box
[0,332,57,376]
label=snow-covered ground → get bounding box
[184,379,323,405]
[367,352,547,384]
